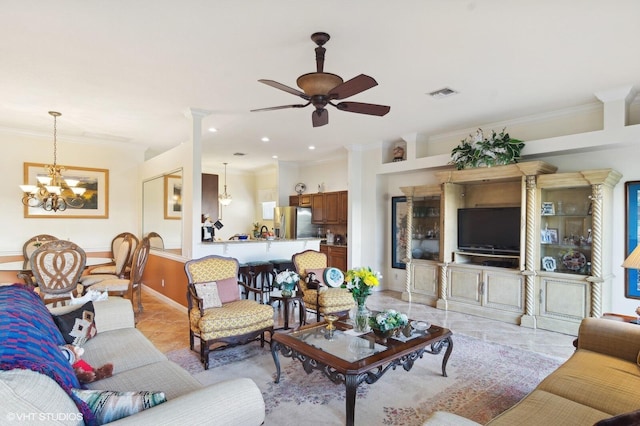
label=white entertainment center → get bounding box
[401,161,621,334]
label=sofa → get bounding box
[424,317,640,426]
[0,283,265,425]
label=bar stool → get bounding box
[269,259,295,274]
[247,262,275,303]
[238,264,253,299]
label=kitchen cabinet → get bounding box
[338,191,348,224]
[320,244,347,272]
[289,194,311,207]
[311,192,340,225]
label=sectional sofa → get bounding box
[424,317,640,425]
[0,283,265,425]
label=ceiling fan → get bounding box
[251,32,390,127]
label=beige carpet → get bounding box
[165,333,565,425]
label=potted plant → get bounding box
[450,128,524,170]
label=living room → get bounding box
[2,2,640,425]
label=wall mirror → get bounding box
[142,169,182,255]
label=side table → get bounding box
[269,291,305,330]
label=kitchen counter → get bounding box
[196,238,321,264]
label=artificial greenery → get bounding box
[450,128,524,170]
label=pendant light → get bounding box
[219,162,232,206]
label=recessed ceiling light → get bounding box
[208,127,218,132]
[261,137,270,142]
[308,145,316,150]
[428,87,458,99]
[272,155,278,159]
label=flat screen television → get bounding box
[457,207,521,254]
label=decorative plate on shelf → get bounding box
[323,267,344,288]
[562,251,587,271]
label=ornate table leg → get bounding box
[345,374,358,426]
[271,341,282,383]
[441,337,453,377]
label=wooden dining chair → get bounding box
[89,237,150,313]
[30,240,86,306]
[146,232,164,250]
[17,234,58,286]
[86,233,135,282]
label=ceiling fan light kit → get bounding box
[252,32,390,127]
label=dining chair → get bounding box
[17,234,59,286]
[30,239,86,306]
[146,232,164,250]
[89,237,150,313]
[86,232,136,280]
[184,255,274,370]
[292,249,354,322]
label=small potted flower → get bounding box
[275,270,299,297]
[369,309,409,339]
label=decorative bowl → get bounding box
[410,320,430,332]
[372,327,399,339]
[238,235,248,240]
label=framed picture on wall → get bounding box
[23,162,109,219]
[625,181,640,298]
[164,174,182,220]
[391,196,407,269]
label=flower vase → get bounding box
[353,296,370,333]
[281,282,295,297]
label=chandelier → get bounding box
[218,162,232,206]
[19,111,86,212]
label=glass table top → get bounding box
[288,326,387,362]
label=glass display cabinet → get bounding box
[539,187,593,275]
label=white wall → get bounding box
[2,130,143,255]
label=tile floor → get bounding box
[136,289,578,360]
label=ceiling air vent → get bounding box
[233,152,246,156]
[428,87,458,99]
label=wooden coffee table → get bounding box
[271,319,453,426]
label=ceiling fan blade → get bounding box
[334,102,390,116]
[251,103,309,112]
[329,74,378,100]
[312,108,328,127]
[258,79,309,99]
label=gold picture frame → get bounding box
[23,162,109,219]
[164,174,182,220]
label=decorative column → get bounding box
[404,195,414,301]
[520,175,538,328]
[589,184,604,318]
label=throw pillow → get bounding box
[51,301,97,346]
[594,409,640,426]
[306,268,326,289]
[72,389,167,425]
[216,277,240,303]
[194,282,223,309]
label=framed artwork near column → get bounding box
[392,196,407,269]
[625,181,640,299]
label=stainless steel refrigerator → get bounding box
[274,206,317,239]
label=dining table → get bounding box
[0,257,114,272]
[0,257,114,286]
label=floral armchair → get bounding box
[184,255,274,370]
[292,250,354,322]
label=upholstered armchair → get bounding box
[292,249,354,322]
[184,255,275,370]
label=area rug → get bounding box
[165,334,565,425]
